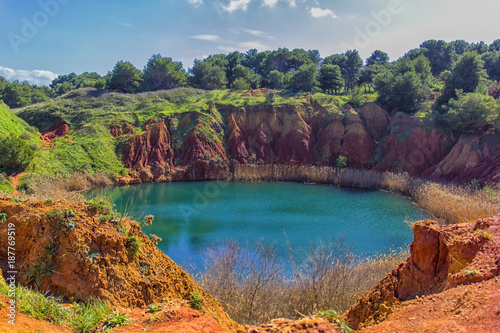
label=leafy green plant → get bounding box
[189,290,203,310]
[26,262,53,287]
[11,197,22,203]
[0,212,7,223]
[149,304,162,313]
[469,179,479,191]
[483,185,496,199]
[314,310,352,333]
[464,267,481,279]
[116,226,128,234]
[474,229,493,240]
[99,311,130,331]
[126,235,142,258]
[85,197,113,213]
[86,250,100,263]
[336,155,347,170]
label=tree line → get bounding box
[1,39,499,131]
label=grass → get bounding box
[0,282,112,333]
[197,238,409,326]
[0,173,14,195]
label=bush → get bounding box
[0,133,36,172]
[336,156,347,169]
[445,92,500,133]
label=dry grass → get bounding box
[20,172,114,202]
[413,183,500,224]
[197,239,408,326]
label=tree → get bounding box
[231,77,251,90]
[266,70,285,90]
[366,50,389,66]
[420,40,457,76]
[1,81,31,108]
[482,51,500,81]
[108,61,143,93]
[445,92,500,133]
[0,134,35,172]
[230,64,260,89]
[189,60,228,90]
[470,41,488,55]
[359,64,386,92]
[437,51,486,107]
[318,64,343,94]
[287,63,318,92]
[344,50,363,92]
[143,54,187,91]
[451,40,470,55]
[489,39,500,52]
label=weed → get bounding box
[26,262,53,287]
[99,311,130,331]
[336,155,347,170]
[98,211,120,224]
[149,234,162,245]
[117,226,128,234]
[474,229,493,240]
[483,185,496,199]
[189,290,203,310]
[86,250,100,263]
[149,304,162,313]
[0,212,7,223]
[464,267,481,279]
[315,309,352,333]
[146,314,161,323]
[470,179,479,191]
[45,198,53,203]
[86,197,113,213]
[143,214,154,226]
[126,235,142,258]
[11,197,22,203]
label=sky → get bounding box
[0,0,498,86]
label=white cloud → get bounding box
[262,0,279,7]
[0,66,58,86]
[243,29,273,39]
[191,34,221,41]
[238,41,268,50]
[310,7,337,19]
[186,0,204,7]
[117,22,135,28]
[223,0,252,12]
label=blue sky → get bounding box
[0,0,498,85]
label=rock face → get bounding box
[117,99,499,185]
[0,199,243,332]
[224,105,317,165]
[40,121,70,142]
[372,113,455,176]
[344,215,500,330]
[422,133,500,182]
[122,119,174,181]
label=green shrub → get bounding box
[0,212,7,223]
[126,235,142,258]
[0,133,36,172]
[336,155,347,169]
[100,311,130,330]
[445,92,500,133]
[189,290,203,310]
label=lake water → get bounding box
[88,181,429,270]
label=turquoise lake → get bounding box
[88,181,429,270]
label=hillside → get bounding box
[4,87,498,195]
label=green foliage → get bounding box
[315,310,352,333]
[0,173,14,195]
[437,51,487,107]
[99,311,131,330]
[85,197,113,213]
[336,155,347,169]
[190,59,228,90]
[445,92,499,132]
[189,290,203,310]
[126,235,142,258]
[149,304,162,313]
[231,77,251,91]
[108,61,143,93]
[26,262,53,287]
[288,63,319,92]
[11,197,22,203]
[47,208,77,231]
[0,133,36,172]
[347,86,365,107]
[143,54,187,91]
[319,64,344,94]
[474,229,493,240]
[419,39,457,76]
[366,50,389,66]
[265,90,276,103]
[0,212,7,223]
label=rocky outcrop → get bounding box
[454,151,500,184]
[344,215,500,330]
[0,199,243,332]
[109,123,135,137]
[372,113,455,176]
[339,110,375,168]
[358,103,390,141]
[224,105,317,165]
[422,133,500,182]
[40,121,70,142]
[122,119,174,181]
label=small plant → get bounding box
[314,309,352,333]
[474,229,493,240]
[336,155,347,170]
[85,197,113,213]
[265,90,276,103]
[189,290,203,310]
[0,212,7,223]
[99,211,120,224]
[464,267,481,279]
[483,185,496,199]
[86,250,100,263]
[11,197,22,203]
[469,179,479,191]
[117,226,128,234]
[149,304,162,313]
[26,262,53,287]
[146,314,161,323]
[45,198,53,203]
[126,235,142,258]
[99,311,130,331]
